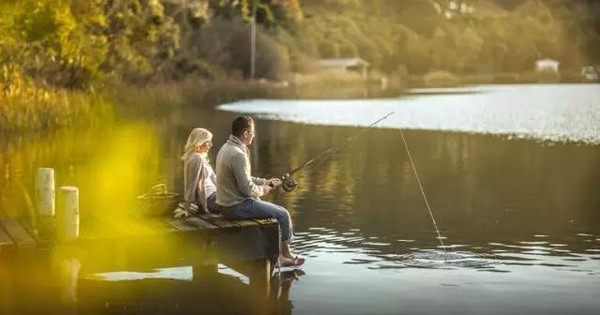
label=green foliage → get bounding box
[102,0,180,83]
[3,0,600,131]
[0,0,108,88]
[292,0,599,76]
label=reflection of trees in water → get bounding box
[256,121,600,250]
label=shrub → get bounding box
[423,70,460,87]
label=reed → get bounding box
[0,85,112,132]
[112,79,290,115]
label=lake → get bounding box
[1,84,599,314]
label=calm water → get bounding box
[1,84,600,314]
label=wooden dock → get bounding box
[0,213,281,292]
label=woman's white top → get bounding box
[201,162,217,198]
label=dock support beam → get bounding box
[249,258,271,297]
[36,168,55,217]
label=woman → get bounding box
[175,128,219,217]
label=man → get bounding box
[216,116,305,267]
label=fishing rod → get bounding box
[269,111,446,251]
[271,111,394,192]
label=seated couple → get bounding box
[175,116,305,268]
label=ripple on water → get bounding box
[362,242,390,247]
[389,249,500,270]
[518,241,549,245]
[296,228,600,274]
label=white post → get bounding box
[36,168,55,216]
[57,186,79,242]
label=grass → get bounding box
[0,85,113,132]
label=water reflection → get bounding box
[219,84,600,144]
[1,252,304,314]
[1,84,600,314]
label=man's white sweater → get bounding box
[215,135,267,207]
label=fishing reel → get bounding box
[281,173,298,192]
[268,173,298,192]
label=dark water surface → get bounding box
[1,85,599,314]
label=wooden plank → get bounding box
[252,218,280,259]
[186,217,218,230]
[82,213,159,240]
[17,217,53,248]
[216,221,281,262]
[200,214,221,219]
[121,209,179,236]
[232,219,259,227]
[145,217,180,233]
[254,218,278,226]
[121,216,162,237]
[163,217,198,232]
[1,218,35,249]
[197,214,240,230]
[0,225,15,249]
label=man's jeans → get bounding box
[220,199,294,244]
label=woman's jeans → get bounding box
[206,192,220,213]
[220,199,294,244]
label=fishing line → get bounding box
[399,129,447,251]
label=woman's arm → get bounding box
[183,154,204,212]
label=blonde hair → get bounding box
[181,128,213,161]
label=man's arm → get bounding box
[252,176,266,185]
[231,154,265,197]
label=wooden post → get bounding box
[36,168,55,216]
[51,245,81,305]
[249,258,271,297]
[56,186,79,242]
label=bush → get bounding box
[493,73,520,84]
[423,70,460,87]
[186,18,290,80]
[535,69,561,83]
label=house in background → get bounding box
[317,58,370,80]
[535,58,560,73]
[534,58,561,83]
[581,65,599,82]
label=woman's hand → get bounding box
[173,208,192,218]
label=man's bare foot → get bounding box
[281,244,302,260]
[277,255,305,267]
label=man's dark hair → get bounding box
[232,116,254,137]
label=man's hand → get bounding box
[262,184,273,195]
[266,178,282,187]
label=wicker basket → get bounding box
[137,184,180,216]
